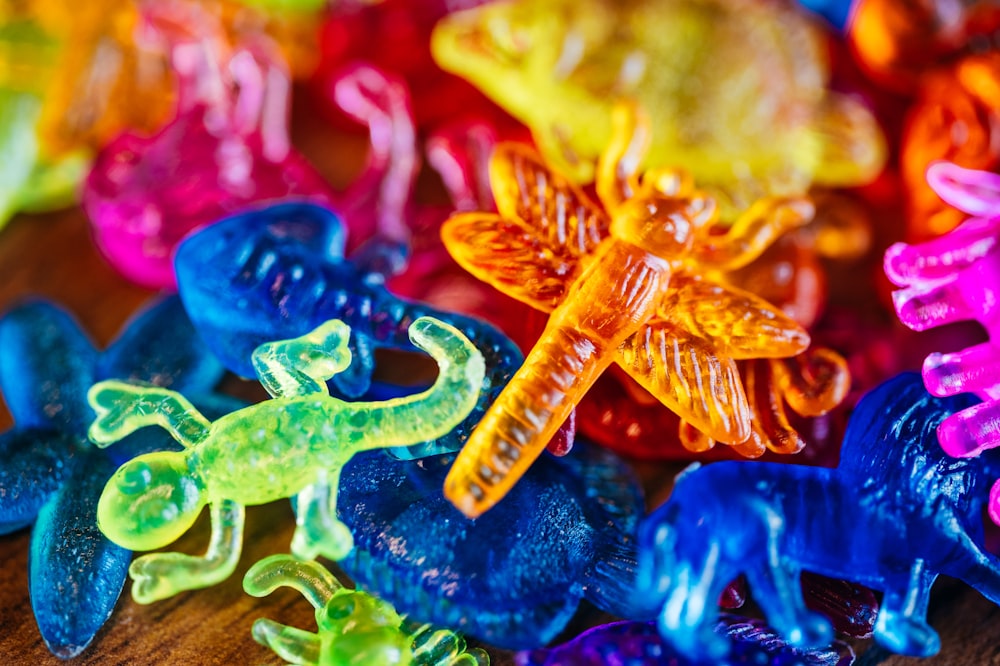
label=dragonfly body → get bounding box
[442,110,812,517]
[446,217,675,513]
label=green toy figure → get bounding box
[87,317,485,603]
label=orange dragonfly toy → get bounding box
[441,105,813,517]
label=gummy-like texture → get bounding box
[87,316,484,603]
[27,0,319,156]
[441,106,812,517]
[0,21,88,228]
[885,161,1000,521]
[0,297,228,657]
[175,201,540,460]
[336,440,650,649]
[638,373,1000,660]
[580,192,862,460]
[848,0,1000,93]
[314,0,520,133]
[244,555,489,665]
[517,616,855,666]
[849,0,1000,238]
[82,2,336,289]
[432,0,885,197]
[900,55,1000,239]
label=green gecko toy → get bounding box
[87,317,486,604]
[244,555,489,665]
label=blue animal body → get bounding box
[334,439,648,649]
[0,297,234,657]
[639,373,1000,659]
[174,202,529,459]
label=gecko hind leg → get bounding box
[292,468,354,562]
[128,499,245,603]
[252,319,353,398]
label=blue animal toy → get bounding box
[0,297,235,657]
[335,439,648,649]
[174,202,538,459]
[638,373,1000,659]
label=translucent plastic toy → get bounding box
[313,0,520,133]
[578,190,863,460]
[0,297,227,657]
[244,555,489,665]
[82,2,335,289]
[0,21,88,228]
[885,161,1000,520]
[432,0,885,198]
[174,201,555,460]
[441,106,812,517]
[517,616,855,666]
[336,440,650,649]
[849,0,1000,238]
[638,373,1000,660]
[27,0,319,156]
[87,316,484,603]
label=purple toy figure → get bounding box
[83,2,420,290]
[517,616,855,666]
[885,161,1000,522]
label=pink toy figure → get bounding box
[83,1,420,290]
[885,160,1000,522]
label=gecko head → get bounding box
[97,452,206,551]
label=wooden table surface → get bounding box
[1,123,997,664]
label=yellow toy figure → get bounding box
[26,0,320,156]
[432,0,885,208]
[441,105,813,518]
[0,16,88,228]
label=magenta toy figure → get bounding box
[82,3,335,289]
[886,161,1000,521]
[82,3,423,290]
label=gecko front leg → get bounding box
[128,499,245,603]
[292,468,354,562]
[88,381,211,448]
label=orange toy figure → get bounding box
[27,0,320,156]
[441,106,813,517]
[901,55,1000,238]
[850,0,1000,238]
[578,193,862,461]
[679,193,864,456]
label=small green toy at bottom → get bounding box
[87,316,485,604]
[244,555,489,666]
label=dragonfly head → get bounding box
[611,193,715,259]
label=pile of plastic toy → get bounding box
[5,0,1000,663]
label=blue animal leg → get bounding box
[948,527,1000,606]
[746,556,832,648]
[874,560,939,657]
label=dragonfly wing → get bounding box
[617,323,751,444]
[660,275,810,360]
[441,212,574,311]
[490,143,611,257]
[441,144,613,310]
